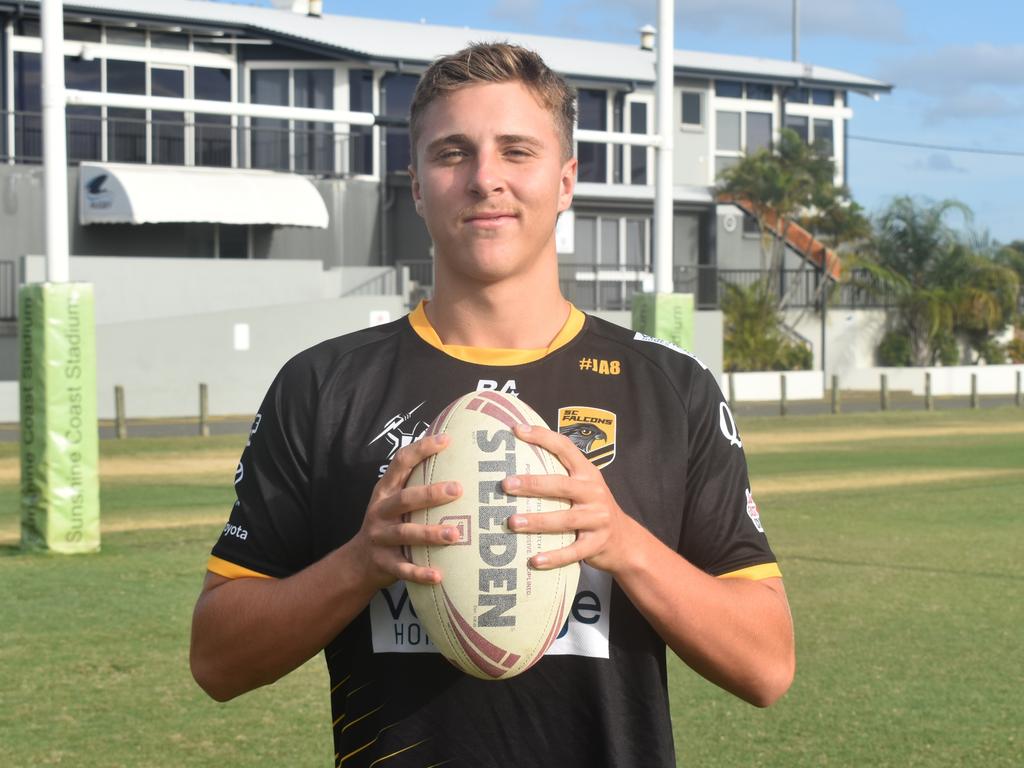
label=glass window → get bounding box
[746,82,772,101]
[150,32,189,50]
[574,215,597,263]
[219,225,249,259]
[382,72,419,173]
[65,57,101,161]
[107,60,147,163]
[813,118,834,156]
[600,219,618,265]
[64,24,101,42]
[811,88,834,106]
[577,89,607,183]
[294,69,334,174]
[681,91,702,126]
[629,101,647,185]
[715,155,739,179]
[625,218,645,267]
[743,212,760,234]
[250,69,289,170]
[193,39,232,54]
[784,114,809,143]
[106,27,147,46]
[746,112,772,153]
[715,111,741,152]
[151,68,186,165]
[14,53,42,160]
[715,80,743,98]
[17,20,40,36]
[195,68,232,167]
[348,69,374,174]
[785,87,809,103]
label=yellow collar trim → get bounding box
[408,300,585,366]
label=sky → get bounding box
[240,0,1024,244]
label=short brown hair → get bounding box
[409,42,576,164]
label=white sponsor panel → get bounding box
[370,564,612,659]
[632,331,709,371]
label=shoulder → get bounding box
[582,314,721,405]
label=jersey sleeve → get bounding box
[209,354,319,579]
[677,366,779,579]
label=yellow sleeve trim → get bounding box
[717,563,782,581]
[207,555,275,580]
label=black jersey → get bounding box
[209,303,780,768]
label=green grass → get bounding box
[1,410,1022,766]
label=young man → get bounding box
[191,43,794,767]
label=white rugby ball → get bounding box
[405,390,580,680]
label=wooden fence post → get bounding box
[1017,371,1022,408]
[114,385,127,439]
[199,383,210,437]
[925,371,934,412]
[970,373,979,409]
[728,372,736,412]
[880,374,889,411]
[831,374,840,415]
[780,374,788,417]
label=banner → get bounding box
[631,292,695,351]
[20,283,101,553]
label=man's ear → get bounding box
[557,157,577,213]
[409,164,424,217]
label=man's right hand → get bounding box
[351,432,464,589]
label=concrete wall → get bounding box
[21,254,346,325]
[721,370,825,402]
[785,308,888,381]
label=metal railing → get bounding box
[2,109,371,175]
[690,267,900,310]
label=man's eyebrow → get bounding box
[424,133,545,154]
[496,134,543,148]
[425,134,471,154]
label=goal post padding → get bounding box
[631,292,695,351]
[19,283,100,553]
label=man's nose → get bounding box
[467,152,505,197]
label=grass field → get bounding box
[1,408,1022,767]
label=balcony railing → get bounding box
[1,110,373,175]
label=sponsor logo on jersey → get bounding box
[246,413,262,447]
[719,401,743,448]
[632,331,709,371]
[745,488,764,533]
[477,379,519,396]
[557,406,617,469]
[369,564,612,659]
[369,401,431,476]
[234,461,244,485]
[221,522,248,541]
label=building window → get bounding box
[715,155,739,179]
[107,59,147,163]
[382,72,418,173]
[106,27,147,47]
[783,113,809,143]
[746,112,772,153]
[63,23,102,43]
[14,53,42,160]
[715,80,743,99]
[65,56,101,161]
[195,68,232,167]
[150,31,189,50]
[348,69,374,175]
[715,111,741,152]
[250,70,290,170]
[294,69,334,174]
[811,88,834,106]
[746,82,773,101]
[813,118,834,156]
[785,87,809,103]
[151,68,186,165]
[577,88,608,183]
[681,91,702,127]
[628,101,648,185]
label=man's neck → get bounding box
[426,279,570,350]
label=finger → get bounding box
[389,559,443,585]
[527,537,595,570]
[503,473,580,502]
[376,480,462,521]
[374,433,450,497]
[507,507,602,534]
[372,521,463,548]
[513,423,593,476]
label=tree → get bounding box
[861,197,1020,365]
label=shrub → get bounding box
[1006,336,1024,364]
[878,330,912,366]
[931,332,960,366]
[975,339,1007,365]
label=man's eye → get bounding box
[438,149,467,161]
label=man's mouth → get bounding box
[464,210,519,227]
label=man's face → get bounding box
[409,81,576,286]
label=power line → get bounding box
[848,134,1024,158]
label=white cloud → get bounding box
[909,153,967,174]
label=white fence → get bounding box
[842,365,1024,396]
[721,370,824,402]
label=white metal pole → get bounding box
[654,0,675,294]
[792,0,800,62]
[42,0,69,283]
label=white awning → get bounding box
[78,162,329,228]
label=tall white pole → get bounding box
[41,0,70,283]
[653,0,675,293]
[792,0,800,62]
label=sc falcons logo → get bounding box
[85,173,112,210]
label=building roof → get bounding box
[10,0,891,94]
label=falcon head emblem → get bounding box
[559,422,608,453]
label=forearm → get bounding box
[612,517,795,707]
[190,541,377,701]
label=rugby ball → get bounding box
[405,390,580,680]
